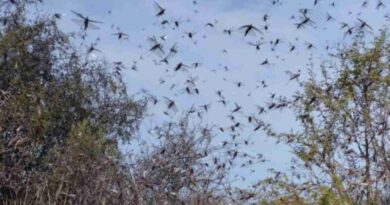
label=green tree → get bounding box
[0,1,145,203]
[263,32,390,204]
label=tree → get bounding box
[0,1,145,203]
[131,114,234,204]
[261,32,390,204]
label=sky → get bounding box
[38,0,389,188]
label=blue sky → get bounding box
[39,0,389,188]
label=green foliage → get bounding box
[256,29,390,205]
[0,1,144,204]
[269,31,390,204]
